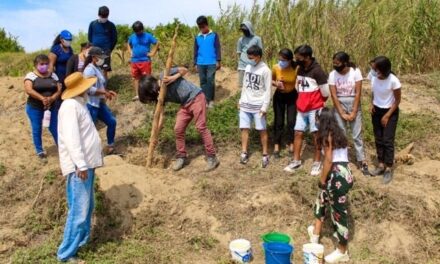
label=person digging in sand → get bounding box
[138,66,220,171]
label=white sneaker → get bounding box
[283,160,302,172]
[307,225,320,244]
[310,161,322,176]
[325,248,350,263]
[208,101,215,108]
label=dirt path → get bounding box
[1,72,439,263]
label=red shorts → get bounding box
[131,61,152,79]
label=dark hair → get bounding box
[52,34,62,46]
[294,44,313,58]
[317,107,348,149]
[84,55,93,69]
[247,45,263,57]
[196,16,208,26]
[98,6,110,17]
[80,42,92,50]
[132,21,144,33]
[138,75,160,103]
[372,56,392,77]
[333,51,356,68]
[33,54,49,66]
[279,48,297,68]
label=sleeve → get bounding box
[328,71,335,85]
[150,33,158,45]
[88,21,93,43]
[110,22,117,51]
[59,102,88,170]
[50,45,58,55]
[24,72,36,82]
[193,37,198,66]
[316,68,330,97]
[354,68,363,82]
[366,70,373,81]
[236,38,242,53]
[214,33,221,61]
[51,73,60,82]
[257,36,263,50]
[392,75,402,90]
[83,67,98,95]
[261,68,272,112]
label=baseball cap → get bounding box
[88,47,108,59]
[60,30,73,41]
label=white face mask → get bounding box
[98,17,108,23]
[62,40,71,47]
[96,58,105,66]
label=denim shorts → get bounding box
[239,110,267,130]
[294,109,320,132]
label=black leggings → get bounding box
[372,106,399,166]
[272,90,298,146]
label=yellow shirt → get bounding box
[272,64,298,93]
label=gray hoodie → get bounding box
[236,21,263,70]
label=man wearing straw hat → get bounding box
[56,72,103,262]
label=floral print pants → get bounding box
[314,162,353,245]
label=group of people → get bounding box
[22,6,401,263]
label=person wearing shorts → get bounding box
[238,45,271,168]
[128,21,158,101]
[284,45,329,175]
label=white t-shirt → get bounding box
[371,73,401,108]
[328,67,362,97]
[239,61,272,113]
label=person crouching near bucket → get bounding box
[307,107,353,263]
[138,66,220,172]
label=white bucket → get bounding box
[303,243,324,264]
[229,239,252,263]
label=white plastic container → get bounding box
[42,110,51,128]
[229,239,252,263]
[303,243,324,264]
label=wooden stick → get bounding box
[146,25,179,167]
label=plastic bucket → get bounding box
[261,232,291,244]
[302,243,324,264]
[229,239,252,263]
[263,242,293,264]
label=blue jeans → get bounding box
[25,104,58,155]
[57,169,95,261]
[87,102,117,146]
[198,64,216,102]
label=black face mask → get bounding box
[242,29,251,37]
[297,60,306,68]
[333,64,345,73]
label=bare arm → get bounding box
[148,43,159,57]
[381,88,401,127]
[330,85,346,117]
[320,137,333,186]
[350,80,362,118]
[48,52,57,74]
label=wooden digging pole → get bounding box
[146,25,179,167]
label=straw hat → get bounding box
[62,72,97,100]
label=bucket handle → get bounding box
[234,251,251,262]
[269,251,291,264]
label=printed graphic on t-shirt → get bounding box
[245,72,265,96]
[296,76,319,93]
[335,78,355,96]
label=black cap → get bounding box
[88,47,108,58]
[98,6,110,17]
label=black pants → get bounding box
[272,90,298,146]
[372,106,399,166]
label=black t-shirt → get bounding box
[25,72,59,110]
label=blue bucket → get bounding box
[263,242,293,264]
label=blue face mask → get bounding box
[369,69,378,78]
[249,59,257,66]
[278,60,290,69]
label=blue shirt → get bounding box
[83,63,106,108]
[160,67,201,105]
[50,44,73,84]
[193,31,221,65]
[128,32,158,63]
[88,20,117,51]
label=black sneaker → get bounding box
[383,168,394,184]
[206,156,220,171]
[370,166,385,176]
[360,163,371,176]
[240,152,249,164]
[37,152,48,164]
[273,151,281,159]
[172,157,187,171]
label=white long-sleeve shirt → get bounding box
[239,61,272,113]
[58,96,103,176]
